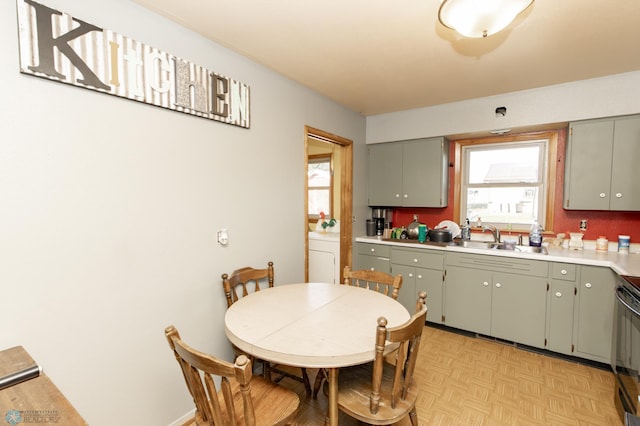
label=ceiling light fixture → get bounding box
[438,0,534,38]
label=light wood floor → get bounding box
[279,325,622,425]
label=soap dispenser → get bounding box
[529,220,543,247]
[461,218,471,240]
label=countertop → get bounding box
[356,235,640,277]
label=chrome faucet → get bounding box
[482,224,500,243]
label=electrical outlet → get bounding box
[579,219,587,231]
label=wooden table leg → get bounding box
[327,367,338,426]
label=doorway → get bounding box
[304,126,353,284]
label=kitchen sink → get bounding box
[451,240,548,254]
[498,244,548,254]
[453,240,501,250]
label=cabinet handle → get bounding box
[616,193,623,198]
[585,282,592,289]
[403,194,408,199]
[495,282,502,288]
[370,248,375,252]
[417,274,423,279]
[413,258,418,263]
[395,194,400,198]
[599,193,606,198]
[555,292,562,297]
[408,273,414,278]
[560,269,567,275]
[483,281,489,287]
[369,267,375,271]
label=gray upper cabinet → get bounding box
[367,137,449,207]
[564,114,640,210]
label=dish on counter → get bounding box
[435,220,461,238]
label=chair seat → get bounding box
[217,375,300,426]
[336,361,419,425]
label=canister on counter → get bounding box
[596,236,608,252]
[418,224,427,243]
[619,235,631,254]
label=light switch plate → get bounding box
[217,228,229,245]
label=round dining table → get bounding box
[224,282,411,426]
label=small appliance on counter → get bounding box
[371,208,392,236]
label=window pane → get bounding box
[308,162,330,187]
[465,186,539,225]
[308,189,330,216]
[468,146,539,184]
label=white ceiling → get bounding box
[131,0,640,116]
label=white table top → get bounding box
[224,283,411,368]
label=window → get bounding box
[457,132,557,232]
[308,155,332,220]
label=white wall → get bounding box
[366,71,640,143]
[0,0,365,424]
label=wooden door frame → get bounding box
[304,126,353,284]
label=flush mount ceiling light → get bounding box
[438,0,534,38]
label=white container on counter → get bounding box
[596,236,609,252]
[619,235,631,254]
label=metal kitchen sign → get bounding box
[16,0,250,128]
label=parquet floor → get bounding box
[281,325,622,425]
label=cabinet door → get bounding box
[574,266,615,363]
[491,273,547,348]
[444,266,491,335]
[546,280,576,355]
[402,138,448,207]
[564,119,614,210]
[610,115,640,210]
[391,264,416,313]
[415,268,443,324]
[309,250,336,284]
[367,143,402,206]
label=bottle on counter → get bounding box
[461,218,471,241]
[529,220,543,247]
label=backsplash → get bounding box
[388,128,640,243]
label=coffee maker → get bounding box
[371,208,392,236]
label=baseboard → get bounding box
[167,408,195,426]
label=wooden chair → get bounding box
[222,261,275,307]
[328,291,427,425]
[313,265,405,398]
[165,325,300,426]
[342,265,403,300]
[222,262,312,396]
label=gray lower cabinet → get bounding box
[390,247,444,322]
[443,266,491,334]
[355,241,618,364]
[491,272,547,348]
[545,263,577,355]
[356,243,390,273]
[444,252,548,349]
[573,265,615,363]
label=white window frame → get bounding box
[454,131,559,233]
[308,154,333,221]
